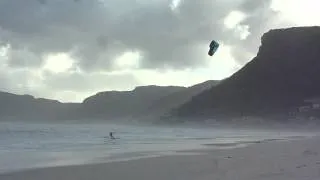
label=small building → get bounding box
[312,104,320,109]
[298,106,310,112]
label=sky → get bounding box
[0,0,319,102]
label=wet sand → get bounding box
[1,136,320,180]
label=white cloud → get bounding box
[207,44,242,78]
[224,11,247,29]
[42,53,74,73]
[114,51,141,70]
[271,0,320,26]
[170,0,182,10]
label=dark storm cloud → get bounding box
[0,0,281,71]
[238,0,271,12]
[6,47,42,68]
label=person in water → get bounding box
[109,132,115,139]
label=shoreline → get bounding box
[1,135,320,180]
[0,134,309,175]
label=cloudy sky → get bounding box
[0,0,319,102]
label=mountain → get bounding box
[173,26,320,121]
[80,85,186,120]
[141,80,220,119]
[0,80,219,122]
[0,91,80,121]
[80,81,220,121]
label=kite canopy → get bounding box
[208,40,219,56]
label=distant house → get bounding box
[298,106,310,112]
[304,97,320,104]
[302,97,320,110]
[312,104,320,109]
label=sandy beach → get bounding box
[1,135,320,180]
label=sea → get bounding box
[0,121,316,174]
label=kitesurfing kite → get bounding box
[208,40,219,56]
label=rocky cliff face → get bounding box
[174,26,320,119]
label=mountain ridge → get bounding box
[0,81,219,122]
